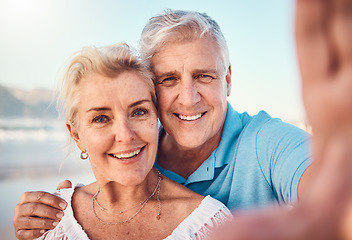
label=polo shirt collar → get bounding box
[214,102,243,168]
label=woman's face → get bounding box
[68,71,159,186]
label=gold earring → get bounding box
[80,151,88,160]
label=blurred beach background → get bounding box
[1,0,307,238]
[0,116,96,239]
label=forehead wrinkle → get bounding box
[181,52,224,75]
[152,41,226,77]
[155,56,219,74]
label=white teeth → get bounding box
[178,113,202,121]
[112,148,141,159]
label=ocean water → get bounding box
[0,118,95,239]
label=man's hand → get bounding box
[13,180,72,240]
[55,180,73,191]
[296,0,352,135]
[296,0,352,238]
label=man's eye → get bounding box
[92,115,109,123]
[159,77,177,86]
[196,74,214,83]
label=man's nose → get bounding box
[178,78,201,106]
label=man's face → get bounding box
[151,36,231,150]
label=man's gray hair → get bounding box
[139,9,230,68]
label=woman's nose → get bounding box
[113,119,136,143]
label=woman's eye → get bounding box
[92,115,109,123]
[133,109,148,117]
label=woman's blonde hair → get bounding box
[57,42,156,131]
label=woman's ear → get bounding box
[66,121,85,151]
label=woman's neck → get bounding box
[94,169,160,211]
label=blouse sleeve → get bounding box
[36,225,68,240]
[165,196,233,239]
[36,185,88,240]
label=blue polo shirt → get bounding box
[155,102,312,210]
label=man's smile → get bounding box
[174,112,206,121]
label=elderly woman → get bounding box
[39,43,231,239]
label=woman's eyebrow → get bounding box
[128,99,151,108]
[86,107,111,112]
[85,100,151,112]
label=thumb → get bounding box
[56,180,72,190]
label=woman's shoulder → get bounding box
[70,182,97,213]
[185,195,232,224]
[54,183,82,201]
[53,183,92,203]
[164,196,233,239]
[161,175,204,202]
[71,182,95,196]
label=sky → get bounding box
[0,0,306,122]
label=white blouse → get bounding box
[38,186,232,240]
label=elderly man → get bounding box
[13,9,313,239]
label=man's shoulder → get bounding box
[221,105,275,143]
[238,110,302,133]
[235,110,273,131]
[233,109,309,145]
[226,102,272,126]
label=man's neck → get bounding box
[156,131,221,179]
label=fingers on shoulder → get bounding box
[18,191,67,210]
[56,180,72,190]
[15,201,65,221]
[14,215,58,231]
[16,228,47,240]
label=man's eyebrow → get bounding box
[193,69,218,74]
[86,107,111,112]
[156,69,218,78]
[155,71,178,79]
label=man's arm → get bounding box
[13,181,71,240]
[212,0,352,239]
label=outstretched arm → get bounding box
[212,0,352,239]
[296,0,352,239]
[13,180,72,240]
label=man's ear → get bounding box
[66,121,85,151]
[226,65,232,96]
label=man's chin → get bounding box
[174,135,206,150]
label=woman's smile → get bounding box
[108,146,146,164]
[109,146,143,159]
